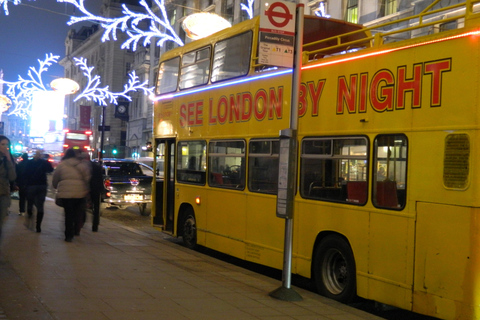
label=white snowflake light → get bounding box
[73,57,154,106]
[57,0,184,50]
[0,0,22,15]
[240,0,254,19]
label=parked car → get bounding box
[96,158,158,215]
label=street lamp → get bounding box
[50,78,80,95]
[0,95,12,113]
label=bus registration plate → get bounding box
[124,194,143,201]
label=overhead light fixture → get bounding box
[182,12,231,40]
[0,95,12,112]
[50,78,80,95]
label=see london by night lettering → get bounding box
[178,58,452,127]
[336,58,452,114]
[179,87,284,127]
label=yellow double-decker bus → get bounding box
[152,1,480,319]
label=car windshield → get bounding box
[105,163,143,176]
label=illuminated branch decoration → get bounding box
[0,54,154,119]
[73,57,154,106]
[57,0,184,50]
[240,0,254,19]
[0,54,59,119]
[315,2,330,18]
[0,0,21,15]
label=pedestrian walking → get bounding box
[0,135,16,239]
[52,148,91,242]
[25,150,53,233]
[15,153,29,216]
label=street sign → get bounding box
[98,125,110,131]
[259,0,296,68]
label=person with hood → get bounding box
[52,148,91,242]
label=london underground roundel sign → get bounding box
[260,0,296,34]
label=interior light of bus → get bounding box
[195,196,201,205]
[303,29,480,71]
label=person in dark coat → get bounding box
[25,150,54,233]
[15,153,29,216]
[0,135,16,239]
[90,160,104,232]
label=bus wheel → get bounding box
[139,203,148,216]
[313,235,356,303]
[182,209,197,249]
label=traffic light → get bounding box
[112,145,118,155]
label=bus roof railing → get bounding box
[302,0,480,62]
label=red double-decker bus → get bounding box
[62,129,92,153]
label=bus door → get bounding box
[153,139,175,233]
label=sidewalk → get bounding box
[0,198,385,320]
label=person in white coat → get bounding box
[52,148,91,242]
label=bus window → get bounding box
[156,56,180,95]
[177,141,206,184]
[179,47,211,89]
[209,140,245,189]
[248,139,279,194]
[211,31,252,83]
[373,134,407,209]
[301,137,368,204]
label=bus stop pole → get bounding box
[98,105,106,161]
[270,3,304,302]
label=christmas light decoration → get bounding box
[73,57,154,106]
[240,0,254,19]
[0,0,21,15]
[0,53,59,119]
[57,0,184,50]
[315,2,330,18]
[0,54,154,120]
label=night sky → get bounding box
[0,0,101,84]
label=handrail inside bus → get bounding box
[301,0,480,63]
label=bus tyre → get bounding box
[182,209,197,249]
[313,235,356,303]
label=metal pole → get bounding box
[99,105,106,161]
[269,3,304,302]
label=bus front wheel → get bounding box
[182,209,197,249]
[313,235,356,303]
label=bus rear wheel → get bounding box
[182,209,197,249]
[313,235,356,303]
